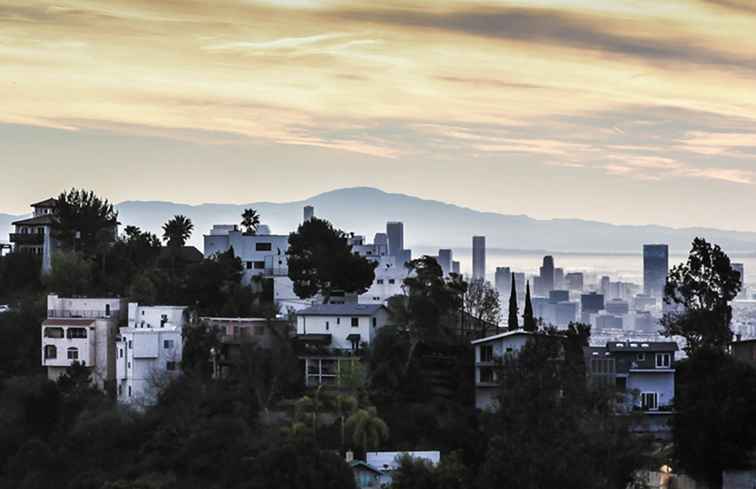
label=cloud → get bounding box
[204,33,350,51]
[331,6,756,72]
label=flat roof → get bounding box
[43,319,96,326]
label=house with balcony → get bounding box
[200,316,294,378]
[42,294,127,389]
[471,330,537,410]
[295,304,390,386]
[585,340,678,437]
[115,304,189,405]
[10,198,57,273]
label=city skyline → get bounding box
[2,0,756,230]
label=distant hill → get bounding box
[4,187,756,253]
[0,214,22,245]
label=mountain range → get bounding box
[3,187,756,254]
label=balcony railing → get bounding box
[48,310,117,319]
[9,233,43,245]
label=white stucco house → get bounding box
[115,303,189,406]
[42,294,127,389]
[471,329,537,410]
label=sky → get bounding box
[2,0,756,230]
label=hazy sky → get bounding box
[2,0,756,230]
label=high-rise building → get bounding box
[606,298,630,315]
[581,292,605,323]
[495,267,512,296]
[643,244,669,298]
[472,236,486,281]
[452,261,461,275]
[539,256,555,294]
[549,290,570,304]
[386,222,404,261]
[438,249,453,276]
[303,205,314,222]
[733,263,745,297]
[565,272,584,291]
[554,268,565,290]
[513,273,526,296]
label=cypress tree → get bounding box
[523,281,537,332]
[508,273,519,331]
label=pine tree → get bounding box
[523,281,537,332]
[508,273,519,331]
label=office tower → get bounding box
[513,273,526,295]
[643,244,669,298]
[303,205,314,222]
[374,233,388,256]
[599,276,610,295]
[495,267,512,296]
[554,268,564,290]
[539,256,555,294]
[606,298,630,315]
[387,222,404,261]
[452,261,461,275]
[581,292,605,323]
[549,290,569,304]
[438,249,453,276]
[565,272,584,291]
[472,236,486,281]
[555,302,578,327]
[733,263,745,297]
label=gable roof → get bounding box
[298,304,386,317]
[31,198,57,208]
[12,214,56,226]
[350,460,382,474]
[470,329,536,345]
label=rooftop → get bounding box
[31,198,57,208]
[12,214,56,226]
[298,304,386,317]
[606,341,678,353]
[471,329,536,345]
[43,318,96,326]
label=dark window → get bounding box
[105,304,111,317]
[67,328,87,339]
[641,392,658,410]
[246,261,253,269]
[166,361,177,371]
[480,344,494,362]
[480,367,495,383]
[163,339,174,349]
[44,345,57,359]
[351,317,359,327]
[372,317,377,328]
[67,347,79,360]
[44,327,64,338]
[256,242,272,251]
[254,261,265,269]
[128,340,133,349]
[656,353,671,368]
[336,318,340,325]
[119,348,123,358]
[377,279,384,284]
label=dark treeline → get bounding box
[0,190,755,489]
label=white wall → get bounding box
[297,309,389,349]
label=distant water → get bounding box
[416,249,756,285]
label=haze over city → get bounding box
[2,0,756,230]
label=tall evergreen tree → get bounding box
[508,273,519,331]
[522,281,537,332]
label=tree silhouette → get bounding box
[241,208,261,235]
[508,273,519,331]
[162,215,194,247]
[54,188,118,255]
[662,238,741,354]
[522,281,536,332]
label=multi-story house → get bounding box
[42,294,127,389]
[10,198,57,273]
[115,304,188,405]
[586,341,677,436]
[203,224,289,284]
[348,234,409,305]
[471,330,537,410]
[295,304,390,386]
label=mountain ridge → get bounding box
[3,187,756,253]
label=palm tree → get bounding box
[241,208,260,235]
[345,406,389,454]
[334,394,358,452]
[162,215,194,247]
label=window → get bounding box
[119,348,123,358]
[325,321,329,331]
[480,344,494,362]
[161,314,168,327]
[105,304,111,317]
[656,353,671,368]
[67,328,87,339]
[254,261,265,269]
[164,339,175,349]
[128,386,132,397]
[256,242,272,251]
[166,361,177,371]
[372,317,377,328]
[44,327,64,338]
[44,345,57,359]
[128,361,131,369]
[118,385,123,396]
[336,318,341,325]
[636,353,645,361]
[388,279,395,284]
[128,340,133,349]
[351,317,359,327]
[480,367,495,383]
[254,325,265,336]
[67,347,79,360]
[641,392,658,411]
[377,279,384,285]
[246,261,253,270]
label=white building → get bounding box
[297,304,390,351]
[203,224,289,284]
[115,304,188,406]
[349,234,410,305]
[42,294,127,389]
[471,330,536,410]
